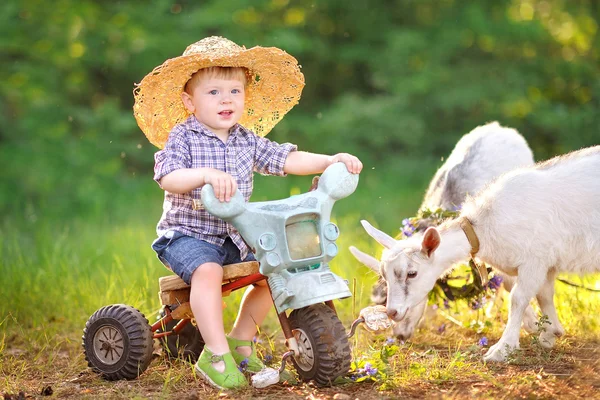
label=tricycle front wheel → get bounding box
[82,304,154,380]
[288,303,351,386]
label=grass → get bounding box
[1,176,600,399]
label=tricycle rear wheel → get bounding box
[157,309,204,363]
[288,303,351,386]
[82,304,154,380]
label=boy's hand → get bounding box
[204,169,237,202]
[331,153,363,174]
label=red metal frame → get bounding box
[151,272,267,339]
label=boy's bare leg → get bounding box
[228,280,273,356]
[190,262,228,372]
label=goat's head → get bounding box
[350,219,442,323]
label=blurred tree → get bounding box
[0,0,598,218]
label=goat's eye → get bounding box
[407,271,417,279]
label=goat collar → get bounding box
[459,217,489,287]
[459,217,480,257]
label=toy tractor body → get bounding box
[200,161,356,313]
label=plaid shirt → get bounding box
[154,116,297,259]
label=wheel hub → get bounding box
[292,328,315,371]
[93,324,124,365]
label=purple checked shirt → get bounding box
[154,116,297,259]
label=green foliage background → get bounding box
[1,0,599,232]
[1,4,600,392]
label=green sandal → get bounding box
[194,348,248,390]
[226,336,266,373]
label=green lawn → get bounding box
[1,173,599,399]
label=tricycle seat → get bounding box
[158,261,260,306]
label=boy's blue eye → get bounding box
[232,89,241,94]
[209,90,218,95]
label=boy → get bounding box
[134,36,362,390]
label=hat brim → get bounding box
[133,46,305,148]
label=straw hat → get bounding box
[133,36,305,148]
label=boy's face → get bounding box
[181,76,245,138]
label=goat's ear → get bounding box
[360,220,396,249]
[421,227,441,257]
[349,246,380,272]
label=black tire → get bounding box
[157,309,204,363]
[82,304,154,381]
[288,303,352,386]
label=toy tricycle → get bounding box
[83,163,388,386]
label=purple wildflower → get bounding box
[443,299,450,309]
[401,218,416,237]
[487,275,503,290]
[385,337,396,346]
[478,337,488,346]
[238,358,249,372]
[362,363,378,376]
[471,299,483,310]
[263,354,273,364]
[438,323,446,334]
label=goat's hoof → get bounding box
[539,333,556,349]
[483,345,507,362]
[539,327,564,349]
[522,318,538,334]
[483,342,518,362]
[521,306,538,334]
[523,321,538,334]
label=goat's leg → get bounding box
[501,274,538,333]
[484,265,545,362]
[536,269,565,348]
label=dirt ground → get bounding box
[2,336,599,400]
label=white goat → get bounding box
[352,145,600,362]
[420,121,534,212]
[368,122,537,340]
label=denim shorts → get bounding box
[151,231,256,285]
